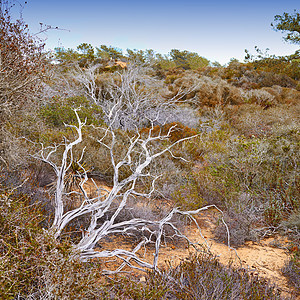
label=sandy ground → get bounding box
[161,211,295,298]
[81,178,298,299]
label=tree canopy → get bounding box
[272,10,300,45]
[169,49,210,70]
[96,45,123,60]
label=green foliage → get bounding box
[272,10,300,45]
[126,48,147,64]
[0,180,288,299]
[53,43,212,72]
[169,49,210,70]
[0,189,45,298]
[2,11,300,296]
[0,184,108,299]
[245,47,300,81]
[155,53,177,69]
[96,45,124,60]
[55,43,95,63]
[126,48,156,65]
[168,108,299,235]
[77,42,95,60]
[206,133,298,207]
[54,47,80,62]
[40,96,103,128]
[172,172,206,209]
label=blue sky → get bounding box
[18,0,300,64]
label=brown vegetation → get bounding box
[0,5,299,298]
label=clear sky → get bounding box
[17,0,300,64]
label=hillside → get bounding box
[0,6,299,299]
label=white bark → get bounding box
[72,64,200,130]
[34,66,230,273]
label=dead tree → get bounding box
[0,8,47,117]
[72,64,200,130]
[30,62,231,273]
[33,107,230,274]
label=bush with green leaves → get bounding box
[0,182,109,299]
[167,109,299,244]
[40,95,103,128]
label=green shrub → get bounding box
[172,172,207,209]
[40,96,103,128]
[0,185,106,299]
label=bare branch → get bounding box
[33,69,231,274]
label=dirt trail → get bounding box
[156,211,294,298]
[81,178,297,298]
